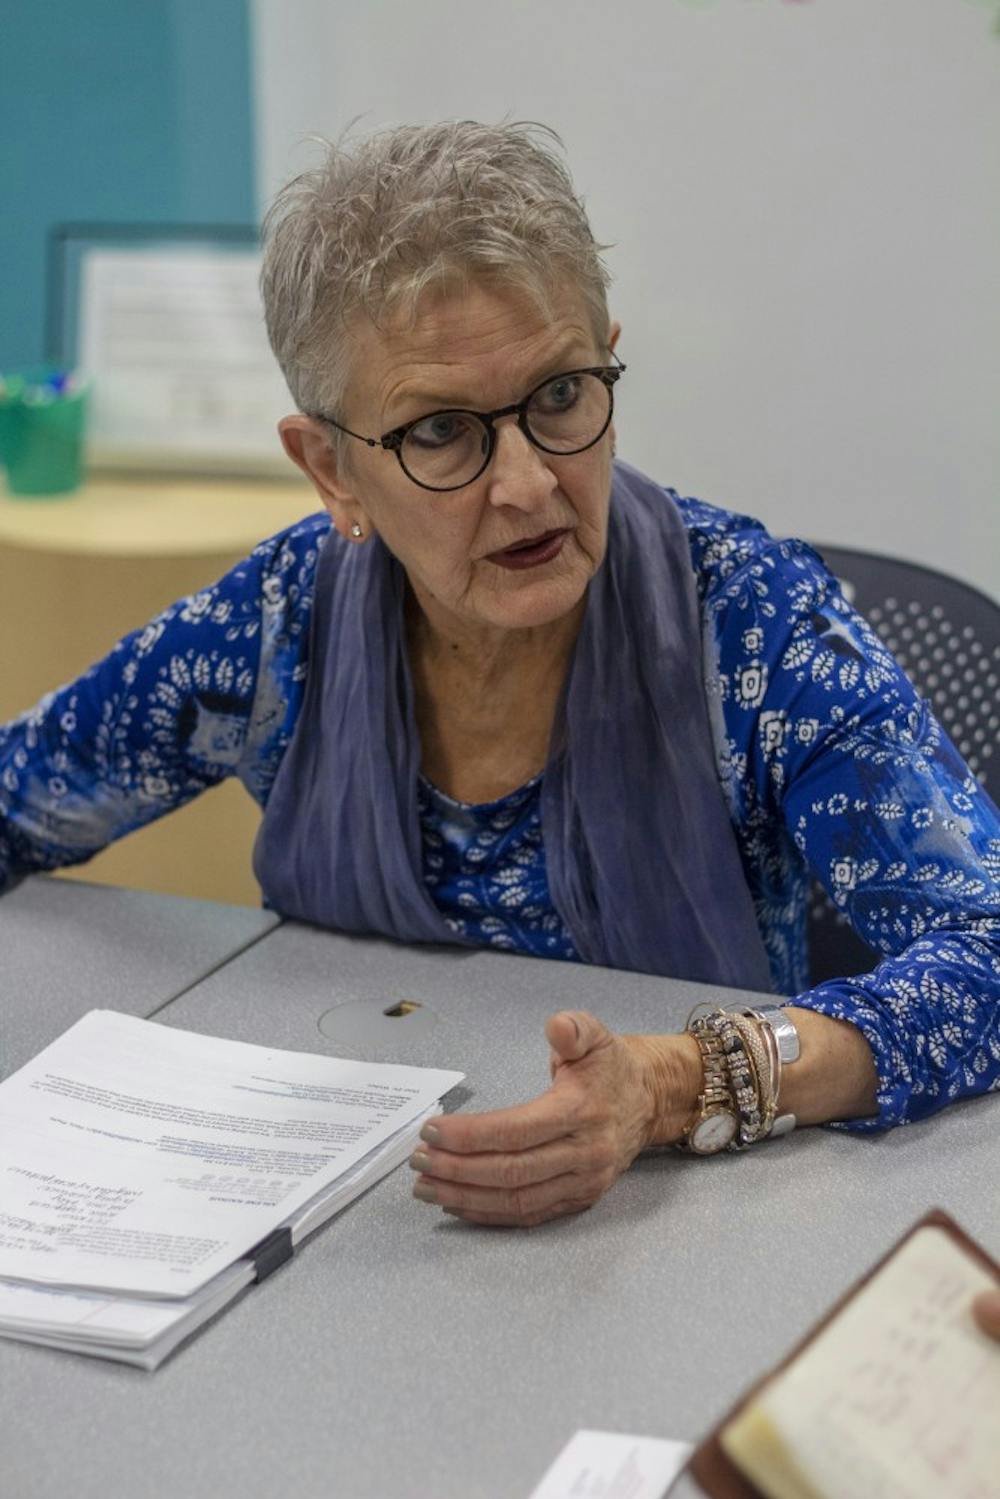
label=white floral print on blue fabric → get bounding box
[418,773,579,959]
[2,492,998,1135]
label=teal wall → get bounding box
[0,0,256,368]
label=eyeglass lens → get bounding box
[398,371,613,490]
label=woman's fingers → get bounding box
[411,1013,658,1227]
[422,1012,622,1158]
[545,1009,614,1066]
[409,1135,604,1190]
[419,1083,593,1156]
[412,1168,608,1220]
[972,1289,1000,1340]
[442,1197,597,1230]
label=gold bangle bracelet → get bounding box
[728,1012,776,1141]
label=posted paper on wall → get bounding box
[78,247,291,472]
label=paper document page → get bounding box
[0,1262,251,1346]
[0,1101,436,1365]
[0,1108,435,1371]
[0,1010,462,1297]
[0,1263,253,1371]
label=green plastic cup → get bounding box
[0,372,89,497]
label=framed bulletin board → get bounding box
[47,223,293,476]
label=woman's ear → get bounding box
[278,415,369,541]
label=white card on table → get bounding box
[529,1429,691,1499]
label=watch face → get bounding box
[691,1111,738,1154]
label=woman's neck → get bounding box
[406,593,584,804]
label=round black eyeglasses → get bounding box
[311,355,625,493]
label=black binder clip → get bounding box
[249,1226,294,1283]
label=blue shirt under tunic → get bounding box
[2,488,998,1134]
[418,773,579,961]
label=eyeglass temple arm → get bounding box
[316,413,380,448]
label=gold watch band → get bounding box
[678,1024,735,1147]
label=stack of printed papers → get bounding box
[0,1010,463,1369]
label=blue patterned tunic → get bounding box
[2,491,998,1133]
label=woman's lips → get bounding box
[487,529,568,570]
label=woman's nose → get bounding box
[485,417,557,510]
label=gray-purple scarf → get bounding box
[254,460,773,991]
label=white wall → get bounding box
[251,0,999,599]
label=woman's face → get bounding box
[285,280,619,640]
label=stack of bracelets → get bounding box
[677,1002,802,1156]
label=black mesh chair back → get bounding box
[805,543,1000,986]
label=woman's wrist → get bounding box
[624,1032,703,1147]
[624,1005,879,1154]
[778,1007,879,1126]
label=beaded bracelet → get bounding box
[686,1004,778,1150]
[688,1009,759,1147]
[713,1011,761,1147]
[728,1012,777,1141]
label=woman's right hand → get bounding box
[973,1289,1000,1340]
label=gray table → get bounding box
[0,875,278,1079]
[3,920,998,1499]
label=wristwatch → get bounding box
[678,1024,738,1155]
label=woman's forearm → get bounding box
[778,1006,878,1125]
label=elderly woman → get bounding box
[1,123,998,1227]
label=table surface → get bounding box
[0,876,278,1080]
[3,915,997,1499]
[0,474,312,557]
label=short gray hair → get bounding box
[261,120,612,422]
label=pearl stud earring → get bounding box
[350,523,363,540]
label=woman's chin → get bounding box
[471,569,591,633]
[458,533,600,631]
[410,535,603,638]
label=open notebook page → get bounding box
[720,1225,1000,1499]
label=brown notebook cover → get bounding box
[684,1208,1000,1499]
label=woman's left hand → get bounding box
[974,1290,1000,1342]
[408,1010,699,1227]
